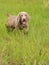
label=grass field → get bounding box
[0,0,49,65]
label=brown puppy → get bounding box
[6,12,30,32]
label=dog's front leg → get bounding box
[24,24,29,34]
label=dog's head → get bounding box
[18,12,30,27]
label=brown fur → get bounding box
[6,12,30,32]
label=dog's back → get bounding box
[6,14,18,29]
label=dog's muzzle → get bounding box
[22,19,26,25]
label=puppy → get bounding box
[6,12,30,32]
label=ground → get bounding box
[0,0,49,65]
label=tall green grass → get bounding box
[0,0,49,65]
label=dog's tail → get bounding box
[6,14,11,17]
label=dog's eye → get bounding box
[25,14,27,16]
[21,15,23,16]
